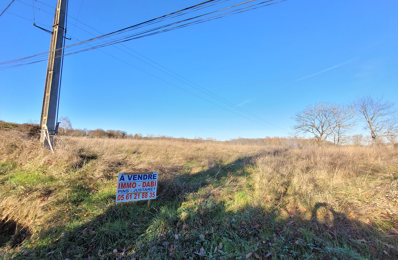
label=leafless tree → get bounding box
[354,97,398,145]
[350,134,364,146]
[333,126,347,145]
[293,103,355,144]
[332,105,356,145]
[59,117,72,135]
[386,134,397,145]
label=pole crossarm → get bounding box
[33,23,53,34]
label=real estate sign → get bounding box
[116,171,158,203]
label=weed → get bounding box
[0,131,397,259]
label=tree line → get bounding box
[293,96,398,145]
[2,96,396,147]
[58,118,128,139]
[57,118,311,146]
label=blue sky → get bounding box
[1,0,397,140]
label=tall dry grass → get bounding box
[1,130,398,257]
[0,130,265,232]
[251,146,398,235]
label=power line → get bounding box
[1,0,231,65]
[4,0,241,63]
[2,5,289,132]
[4,10,43,25]
[36,0,55,9]
[0,0,16,17]
[15,0,53,16]
[0,0,290,132]
[32,0,34,22]
[110,42,289,132]
[71,38,285,130]
[69,0,84,38]
[65,9,289,133]
[1,0,289,132]
[1,0,285,68]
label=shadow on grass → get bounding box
[0,218,31,249]
[8,150,398,259]
[156,151,273,201]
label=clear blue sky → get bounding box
[1,0,397,140]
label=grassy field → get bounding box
[0,130,398,259]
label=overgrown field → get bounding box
[0,130,397,259]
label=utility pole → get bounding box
[40,0,68,149]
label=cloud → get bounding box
[236,100,251,107]
[290,58,355,83]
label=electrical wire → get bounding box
[1,0,289,132]
[4,10,46,26]
[32,0,34,22]
[36,0,55,9]
[1,0,232,66]
[71,37,285,130]
[91,33,290,132]
[15,0,53,14]
[1,0,285,68]
[6,0,247,60]
[0,0,16,17]
[62,2,289,132]
[0,0,263,70]
[69,0,84,38]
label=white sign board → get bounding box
[116,171,158,203]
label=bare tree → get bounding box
[350,134,364,146]
[333,126,347,145]
[333,105,356,145]
[386,134,397,145]
[293,103,355,144]
[59,117,72,135]
[354,97,398,145]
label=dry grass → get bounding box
[0,131,263,244]
[0,130,397,259]
[252,146,398,231]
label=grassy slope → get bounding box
[0,130,398,259]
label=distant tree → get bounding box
[59,117,72,135]
[133,133,143,139]
[386,134,397,145]
[350,134,364,146]
[82,128,88,136]
[354,97,398,145]
[114,130,126,139]
[332,106,356,145]
[67,129,84,137]
[88,129,107,138]
[106,130,116,138]
[293,103,355,144]
[333,126,346,145]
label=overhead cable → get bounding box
[0,0,285,69]
[0,0,16,17]
[2,0,288,132]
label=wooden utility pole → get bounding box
[40,0,68,148]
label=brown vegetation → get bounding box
[1,129,398,258]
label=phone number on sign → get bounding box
[117,192,155,201]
